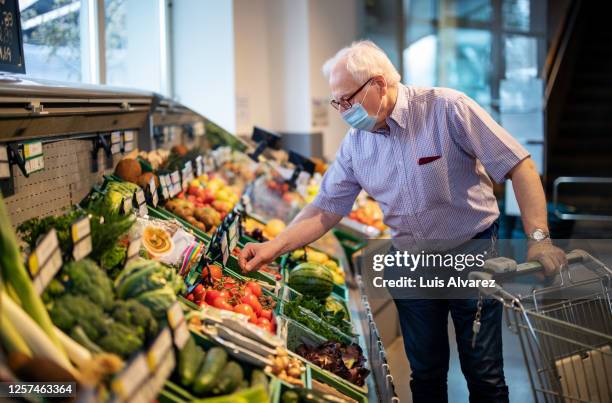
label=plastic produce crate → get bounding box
[277,289,356,346]
[333,228,367,261]
[159,331,279,402]
[281,252,349,302]
[278,317,369,400]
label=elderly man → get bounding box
[239,40,566,403]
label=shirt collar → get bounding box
[387,84,409,129]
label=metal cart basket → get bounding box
[471,250,612,403]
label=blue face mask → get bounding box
[341,82,383,132]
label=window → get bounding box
[104,0,168,94]
[20,0,83,82]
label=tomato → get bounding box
[234,303,254,317]
[202,265,223,281]
[259,308,273,321]
[193,284,205,299]
[256,317,271,327]
[213,296,234,311]
[241,293,262,315]
[256,317,273,332]
[205,289,229,305]
[246,281,262,297]
[186,293,194,302]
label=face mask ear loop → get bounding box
[373,81,384,122]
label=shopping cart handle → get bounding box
[481,249,589,277]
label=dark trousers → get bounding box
[393,223,509,403]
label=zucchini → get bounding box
[192,347,228,395]
[211,361,244,395]
[250,369,268,391]
[179,338,205,386]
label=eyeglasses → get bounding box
[330,78,373,111]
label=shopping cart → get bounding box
[469,250,612,403]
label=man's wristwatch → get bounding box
[527,228,550,242]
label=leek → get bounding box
[0,194,65,353]
[0,290,76,377]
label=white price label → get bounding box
[195,156,203,177]
[111,353,149,400]
[110,143,121,155]
[138,203,148,216]
[228,220,239,252]
[111,131,122,144]
[221,232,229,266]
[166,301,185,330]
[122,197,133,214]
[124,141,134,153]
[135,189,146,205]
[28,228,59,276]
[123,131,135,142]
[149,178,158,207]
[23,142,42,158]
[71,217,91,242]
[126,236,142,263]
[0,162,9,179]
[171,171,180,184]
[25,155,44,174]
[158,175,167,187]
[73,236,92,261]
[173,321,190,349]
[147,327,173,371]
[33,249,62,295]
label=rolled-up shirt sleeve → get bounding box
[451,94,530,183]
[311,134,362,216]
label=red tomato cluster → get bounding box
[184,268,276,334]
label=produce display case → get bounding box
[0,79,395,402]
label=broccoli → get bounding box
[49,294,107,340]
[61,259,114,310]
[101,244,127,280]
[110,299,159,341]
[97,321,143,358]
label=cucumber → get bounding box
[179,338,206,387]
[192,347,228,395]
[211,361,244,395]
[235,385,269,403]
[250,369,269,391]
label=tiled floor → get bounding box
[386,317,535,403]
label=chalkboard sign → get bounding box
[0,0,25,73]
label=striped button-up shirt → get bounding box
[312,84,529,242]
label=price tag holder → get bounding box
[228,219,239,253]
[71,216,92,261]
[22,141,43,159]
[170,170,180,185]
[120,197,133,215]
[126,236,142,264]
[0,145,9,179]
[166,301,185,330]
[111,131,122,144]
[29,229,63,295]
[173,320,190,349]
[148,177,159,207]
[195,156,203,177]
[133,188,147,216]
[146,327,173,371]
[221,231,229,266]
[111,353,149,400]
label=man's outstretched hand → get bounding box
[527,240,568,277]
[239,240,283,272]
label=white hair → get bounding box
[322,40,401,86]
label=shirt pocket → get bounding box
[412,156,452,213]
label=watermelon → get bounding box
[288,262,334,299]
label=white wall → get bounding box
[308,0,359,159]
[234,0,360,159]
[172,0,236,132]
